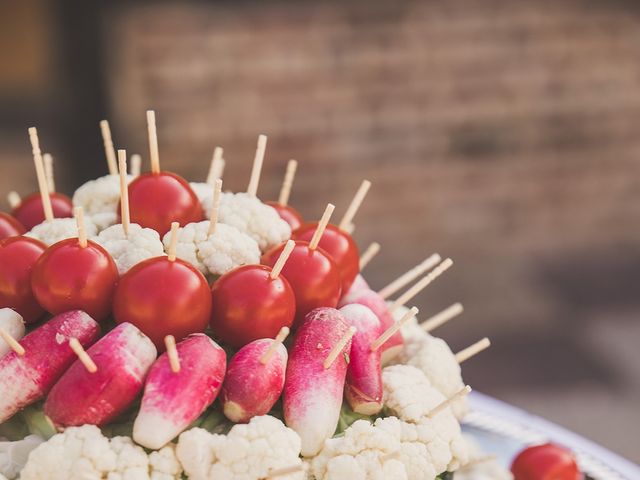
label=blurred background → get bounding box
[1,0,639,461]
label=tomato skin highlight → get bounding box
[210,265,295,348]
[31,238,119,322]
[265,201,303,231]
[511,443,582,480]
[0,213,26,240]
[12,192,73,230]
[113,256,212,349]
[125,172,204,235]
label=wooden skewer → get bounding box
[0,328,25,356]
[7,191,21,209]
[342,222,355,235]
[28,127,54,222]
[263,463,307,479]
[69,338,97,373]
[359,242,380,270]
[43,153,55,192]
[247,134,267,197]
[74,207,88,248]
[99,120,118,175]
[259,326,290,365]
[309,203,335,251]
[146,110,161,174]
[164,335,180,373]
[427,385,472,418]
[206,147,224,185]
[270,240,295,279]
[338,180,371,231]
[167,222,180,261]
[323,326,356,369]
[118,150,130,237]
[130,154,142,177]
[455,338,491,364]
[421,303,464,333]
[388,258,453,313]
[378,253,442,300]
[278,159,298,206]
[207,179,223,236]
[371,306,419,352]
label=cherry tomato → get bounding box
[125,172,204,235]
[511,443,582,480]
[262,240,342,329]
[0,213,26,240]
[113,256,211,349]
[0,236,47,324]
[31,238,118,321]
[210,264,295,348]
[293,223,360,293]
[12,192,73,230]
[265,201,303,231]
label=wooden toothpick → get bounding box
[146,110,161,174]
[247,134,267,197]
[264,463,307,480]
[323,326,356,369]
[388,258,453,313]
[421,303,464,333]
[74,207,88,248]
[7,191,21,209]
[371,306,418,352]
[69,338,97,373]
[118,150,130,237]
[167,222,180,261]
[278,159,298,206]
[455,338,491,364]
[338,180,371,231]
[207,179,223,236]
[378,253,442,300]
[28,127,54,222]
[43,153,55,193]
[0,328,25,356]
[270,240,295,279]
[164,335,180,373]
[359,242,380,270]
[259,326,290,365]
[308,203,335,251]
[206,147,224,185]
[99,120,118,175]
[130,154,142,177]
[427,386,472,418]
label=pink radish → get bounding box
[0,308,25,358]
[339,304,384,415]
[133,334,226,449]
[0,310,100,423]
[221,336,288,423]
[283,307,353,457]
[44,322,156,427]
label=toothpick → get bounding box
[388,258,453,313]
[7,191,21,209]
[359,242,380,270]
[167,222,179,261]
[455,338,491,364]
[118,150,130,237]
[378,253,442,300]
[323,326,356,369]
[207,179,223,236]
[130,154,142,177]
[69,338,97,373]
[371,306,418,352]
[146,110,161,174]
[278,159,298,206]
[264,463,307,479]
[164,335,180,373]
[342,222,355,234]
[28,127,54,222]
[338,180,371,231]
[427,385,472,418]
[270,240,295,279]
[206,147,224,185]
[421,303,464,333]
[99,120,118,175]
[74,207,87,248]
[309,203,335,251]
[247,134,267,196]
[259,326,290,365]
[43,153,55,192]
[0,328,25,356]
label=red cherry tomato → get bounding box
[210,264,295,348]
[0,213,26,240]
[0,236,47,324]
[293,223,360,293]
[125,172,204,235]
[511,443,582,480]
[265,201,303,231]
[262,240,342,329]
[31,238,119,321]
[113,256,211,349]
[12,192,73,230]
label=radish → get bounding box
[283,307,353,457]
[0,308,25,358]
[339,304,384,415]
[133,333,226,449]
[221,336,288,423]
[0,310,100,423]
[44,322,156,427]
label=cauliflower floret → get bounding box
[456,435,512,480]
[176,415,304,480]
[206,192,291,252]
[0,435,44,479]
[108,436,151,480]
[90,212,119,232]
[161,220,260,276]
[26,217,98,246]
[72,174,131,216]
[94,223,165,274]
[389,304,424,344]
[189,182,212,209]
[149,444,183,480]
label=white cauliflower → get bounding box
[0,435,43,479]
[456,435,512,480]
[161,220,260,276]
[108,436,151,479]
[0,309,25,358]
[176,415,304,480]
[389,304,424,344]
[90,212,119,232]
[26,217,98,246]
[94,223,165,274]
[72,174,131,216]
[189,182,212,209]
[149,444,183,480]
[206,192,291,252]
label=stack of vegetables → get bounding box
[0,113,506,480]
